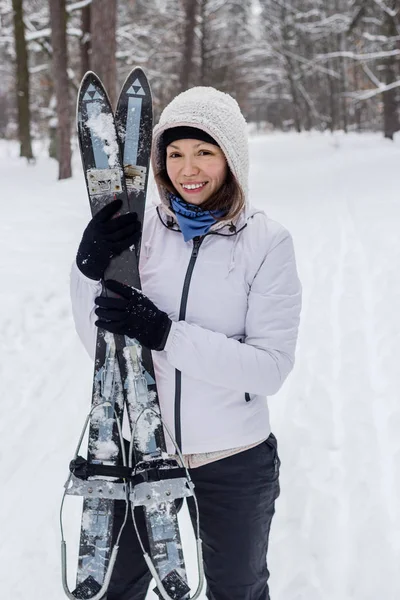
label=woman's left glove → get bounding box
[94,279,172,351]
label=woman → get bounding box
[71,86,302,600]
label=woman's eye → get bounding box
[199,150,211,156]
[169,153,180,158]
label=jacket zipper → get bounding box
[174,236,204,451]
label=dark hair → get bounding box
[154,167,245,222]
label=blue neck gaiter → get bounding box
[170,194,227,242]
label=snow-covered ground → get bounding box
[1,131,399,599]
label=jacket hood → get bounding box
[151,86,249,218]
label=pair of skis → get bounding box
[60,68,203,600]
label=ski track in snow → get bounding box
[251,132,400,600]
[0,133,399,599]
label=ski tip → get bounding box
[76,71,113,132]
[116,66,152,114]
[77,71,101,108]
[79,71,102,91]
[123,65,146,80]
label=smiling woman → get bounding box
[154,125,245,223]
[70,85,302,600]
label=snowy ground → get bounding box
[1,131,399,599]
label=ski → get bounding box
[62,70,130,600]
[114,67,201,600]
[61,68,203,600]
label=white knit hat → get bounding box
[151,87,249,206]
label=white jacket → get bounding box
[70,202,301,454]
[71,86,302,454]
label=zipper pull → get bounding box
[192,236,202,257]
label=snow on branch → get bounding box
[363,64,382,89]
[362,32,400,43]
[29,63,49,74]
[371,0,398,18]
[25,27,82,42]
[66,0,92,13]
[316,49,400,62]
[295,12,351,35]
[25,28,51,41]
[349,79,400,101]
[23,15,52,55]
[279,47,340,80]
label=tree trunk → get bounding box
[280,6,301,132]
[12,0,34,160]
[353,63,362,132]
[323,36,337,133]
[180,0,197,91]
[382,6,399,140]
[199,0,207,85]
[303,95,312,131]
[287,62,302,133]
[338,47,348,132]
[382,62,399,140]
[49,0,72,180]
[80,3,91,78]
[334,0,348,132]
[91,0,117,108]
[328,71,336,132]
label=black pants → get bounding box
[107,434,281,600]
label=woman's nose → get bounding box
[182,157,199,176]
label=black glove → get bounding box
[76,199,141,280]
[94,279,172,351]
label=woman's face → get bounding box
[166,138,228,205]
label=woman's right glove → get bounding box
[94,279,172,351]
[76,199,141,280]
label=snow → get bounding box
[122,343,161,456]
[1,131,400,599]
[86,107,120,168]
[91,439,119,461]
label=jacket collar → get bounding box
[155,201,248,237]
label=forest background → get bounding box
[1,0,400,179]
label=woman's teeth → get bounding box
[182,183,206,190]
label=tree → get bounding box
[348,0,400,139]
[12,0,34,160]
[91,0,117,108]
[2,0,399,147]
[381,1,400,139]
[80,2,91,78]
[180,0,197,91]
[49,0,72,179]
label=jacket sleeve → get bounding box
[164,230,302,396]
[70,261,102,360]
